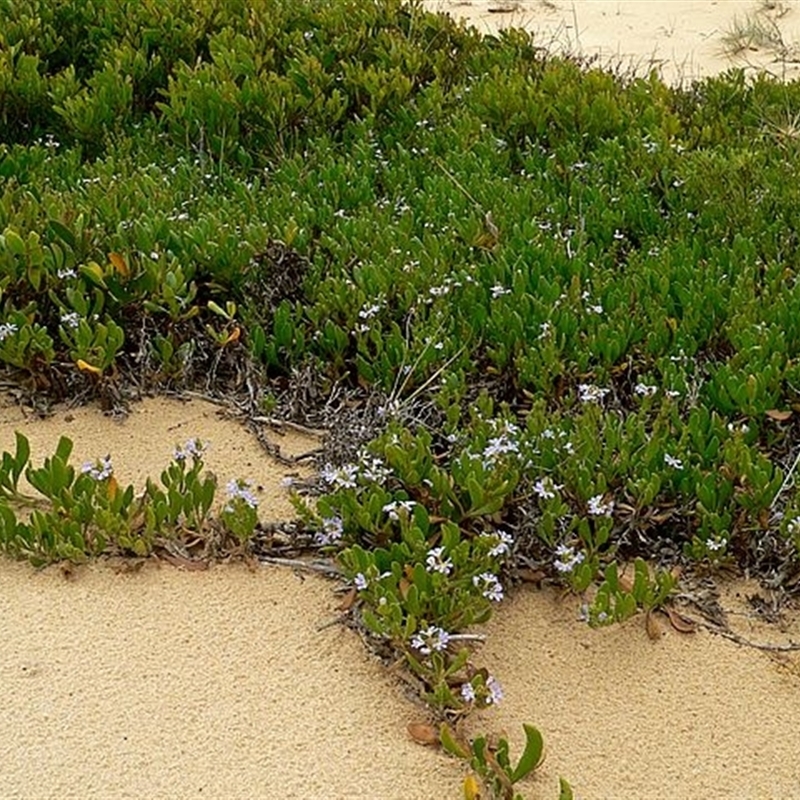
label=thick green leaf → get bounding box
[510,724,544,782]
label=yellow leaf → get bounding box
[463,773,481,800]
[106,475,118,501]
[108,251,129,277]
[76,359,102,375]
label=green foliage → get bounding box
[441,721,571,800]
[0,432,258,564]
[5,3,800,792]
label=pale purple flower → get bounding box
[554,543,585,574]
[473,572,504,602]
[460,682,476,703]
[486,676,504,704]
[226,478,258,509]
[81,455,113,481]
[483,435,519,459]
[174,438,208,461]
[320,463,359,489]
[354,573,368,591]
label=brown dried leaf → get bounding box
[618,574,634,593]
[766,409,793,422]
[338,587,357,612]
[159,552,208,571]
[407,722,439,746]
[516,568,545,584]
[665,606,697,634]
[398,577,411,600]
[645,609,664,641]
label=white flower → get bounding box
[587,494,614,517]
[634,383,657,397]
[460,682,476,703]
[490,284,511,299]
[664,453,683,469]
[533,476,564,500]
[360,456,391,484]
[706,536,727,553]
[383,500,416,521]
[60,311,81,329]
[483,435,519,459]
[425,546,453,575]
[578,384,610,404]
[483,529,514,558]
[0,322,18,341]
[320,463,358,489]
[587,304,604,315]
[57,268,77,279]
[538,321,552,339]
[411,625,450,655]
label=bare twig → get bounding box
[258,556,343,576]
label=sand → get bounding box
[5,3,800,797]
[423,0,800,85]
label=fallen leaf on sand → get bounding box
[645,608,664,640]
[666,606,698,634]
[158,552,209,571]
[407,722,439,746]
[338,587,357,611]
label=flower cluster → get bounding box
[81,455,113,481]
[411,625,450,655]
[472,572,504,602]
[578,384,610,404]
[314,515,344,546]
[553,543,585,574]
[425,546,453,575]
[383,499,416,521]
[481,529,514,558]
[320,462,359,489]
[460,674,504,706]
[224,478,258,510]
[532,476,564,500]
[173,438,209,461]
[587,494,614,517]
